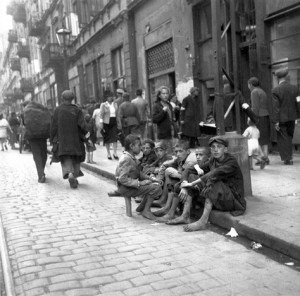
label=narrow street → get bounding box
[0,149,299,296]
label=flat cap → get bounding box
[62,90,75,101]
[274,68,288,79]
[154,142,167,150]
[116,88,124,94]
[208,136,228,147]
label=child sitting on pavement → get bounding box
[115,134,162,220]
[243,118,265,170]
[156,146,211,224]
[143,142,173,177]
[139,138,157,171]
[181,136,246,232]
[153,139,196,215]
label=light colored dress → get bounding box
[243,126,260,156]
[0,118,10,140]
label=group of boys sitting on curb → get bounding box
[114,134,247,232]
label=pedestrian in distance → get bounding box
[8,112,20,149]
[92,103,101,144]
[118,92,141,139]
[131,88,149,140]
[181,136,246,232]
[243,118,266,170]
[23,102,51,183]
[248,77,271,165]
[115,134,162,220]
[152,86,174,154]
[99,96,120,160]
[272,68,300,165]
[50,90,88,189]
[180,87,202,148]
[84,113,97,164]
[0,113,12,151]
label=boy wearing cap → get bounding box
[181,136,246,232]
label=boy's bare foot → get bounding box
[155,213,175,223]
[153,207,169,217]
[151,201,164,208]
[183,221,207,232]
[166,216,191,225]
[136,197,147,212]
[141,211,157,220]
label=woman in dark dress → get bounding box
[99,96,120,160]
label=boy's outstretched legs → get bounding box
[183,198,212,232]
[167,195,192,225]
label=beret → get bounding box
[154,142,167,150]
[208,136,228,147]
[274,68,288,79]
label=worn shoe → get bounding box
[113,154,119,160]
[68,173,78,188]
[107,190,121,197]
[260,160,266,169]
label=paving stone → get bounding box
[81,276,114,287]
[99,281,132,293]
[124,285,154,296]
[64,288,99,296]
[48,281,82,292]
[38,268,73,278]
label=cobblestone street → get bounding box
[0,149,299,296]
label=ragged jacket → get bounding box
[116,151,151,188]
[182,153,246,210]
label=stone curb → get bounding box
[209,211,300,261]
[82,162,300,262]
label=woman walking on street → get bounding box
[99,96,120,160]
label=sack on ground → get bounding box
[24,102,51,139]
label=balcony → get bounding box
[41,43,63,69]
[20,78,34,93]
[28,15,45,37]
[17,43,31,60]
[10,58,21,72]
[6,2,14,15]
[8,30,18,43]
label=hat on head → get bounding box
[275,68,288,79]
[208,136,228,147]
[62,90,75,101]
[116,88,124,94]
[154,142,167,150]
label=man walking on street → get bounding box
[24,101,51,183]
[50,90,88,189]
[132,89,149,139]
[272,68,299,165]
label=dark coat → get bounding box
[181,94,201,138]
[50,103,88,162]
[182,153,246,215]
[272,81,299,123]
[152,100,173,139]
[118,101,140,128]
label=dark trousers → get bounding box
[277,121,295,161]
[29,139,48,178]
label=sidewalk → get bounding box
[80,143,300,261]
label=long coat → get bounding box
[50,103,88,162]
[152,100,173,139]
[181,94,201,138]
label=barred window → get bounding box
[146,39,174,76]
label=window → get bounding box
[86,63,95,99]
[111,46,125,90]
[270,12,300,87]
